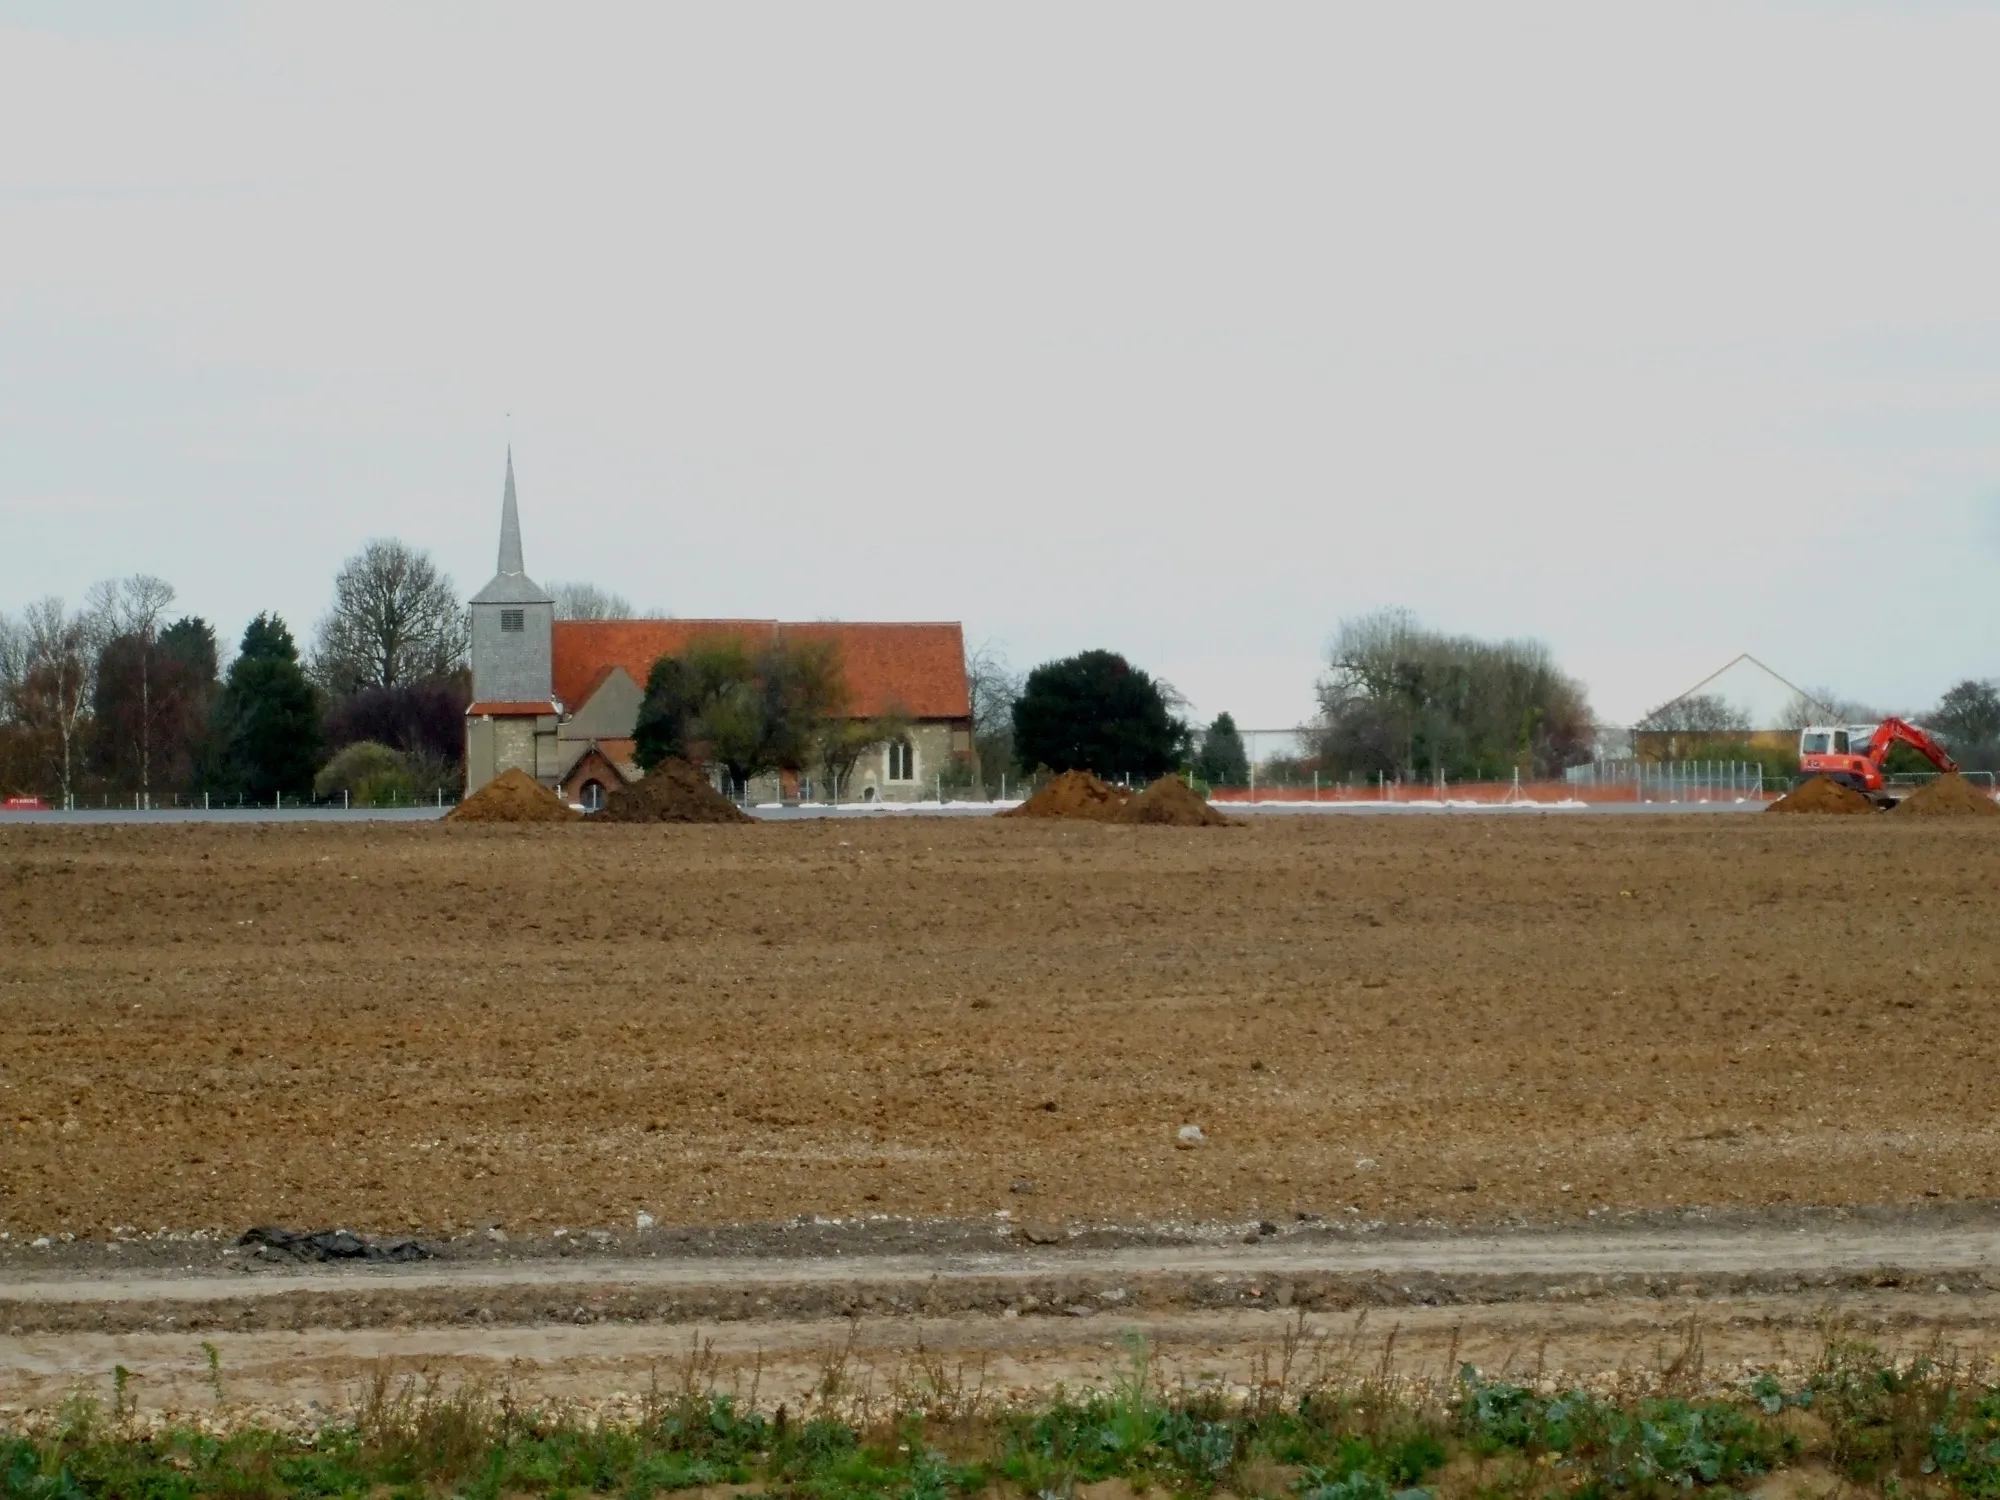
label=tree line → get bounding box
[0,542,476,805]
[14,542,1981,803]
[973,612,1603,790]
[1638,677,2000,779]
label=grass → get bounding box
[9,1327,2000,1499]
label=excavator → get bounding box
[1797,717,1957,805]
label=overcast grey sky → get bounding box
[2,2,1996,728]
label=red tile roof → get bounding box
[552,621,969,721]
[466,700,560,717]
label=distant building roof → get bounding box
[552,620,970,720]
[1643,653,1821,732]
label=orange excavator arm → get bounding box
[1865,717,1959,774]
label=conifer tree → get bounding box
[217,615,324,800]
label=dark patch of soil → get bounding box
[594,758,751,824]
[444,769,580,823]
[1000,769,1130,821]
[1767,776,1875,815]
[1892,772,2000,817]
[1115,775,1238,827]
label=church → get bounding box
[464,454,974,807]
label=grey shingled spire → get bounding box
[498,446,525,575]
[470,447,553,607]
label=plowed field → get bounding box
[3,815,1998,1238]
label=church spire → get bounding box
[498,446,525,576]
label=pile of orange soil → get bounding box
[1766,776,1875,815]
[1115,774,1239,826]
[999,769,1131,821]
[444,769,581,824]
[1891,771,2000,817]
[594,758,752,824]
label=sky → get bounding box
[2,3,1996,731]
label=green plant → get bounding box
[1012,650,1186,780]
[312,738,408,802]
[201,1340,223,1405]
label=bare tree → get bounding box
[310,540,467,696]
[1636,692,1749,735]
[87,575,177,804]
[549,581,635,621]
[965,640,1023,780]
[8,597,101,803]
[0,610,22,719]
[1780,687,1881,732]
[1312,608,1595,781]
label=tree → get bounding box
[157,617,224,793]
[1311,609,1594,782]
[324,674,470,765]
[312,741,414,806]
[549,582,635,621]
[81,575,178,802]
[1194,712,1250,786]
[92,630,211,798]
[634,634,853,787]
[5,597,101,803]
[1931,679,2000,748]
[1779,688,1879,733]
[310,540,467,696]
[1636,693,1749,735]
[1926,679,2000,775]
[1011,650,1183,779]
[965,641,1023,782]
[215,615,324,800]
[811,710,910,799]
[0,610,41,795]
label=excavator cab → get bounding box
[1798,728,1849,756]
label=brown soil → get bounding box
[1892,772,2000,817]
[999,769,1131,820]
[4,815,2000,1238]
[1115,775,1238,827]
[1767,775,1875,814]
[442,769,581,824]
[594,758,752,824]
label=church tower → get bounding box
[469,449,555,702]
[464,450,560,793]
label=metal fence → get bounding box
[1564,759,1766,803]
[32,789,461,813]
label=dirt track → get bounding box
[4,815,1999,1239]
[10,1219,2000,1420]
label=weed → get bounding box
[200,1339,224,1405]
[22,1337,2000,1499]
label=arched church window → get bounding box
[580,779,606,812]
[887,738,915,781]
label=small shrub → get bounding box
[312,740,409,804]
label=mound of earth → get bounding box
[1115,774,1239,826]
[1891,772,2000,817]
[595,758,752,824]
[999,769,1131,821]
[1766,776,1875,815]
[445,768,581,823]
